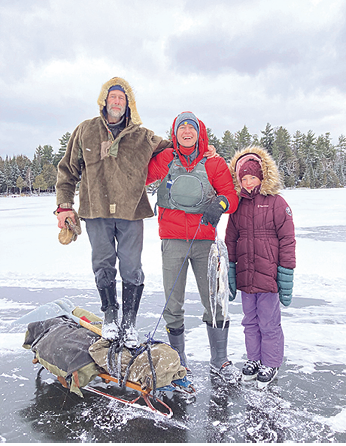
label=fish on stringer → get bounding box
[207,238,230,328]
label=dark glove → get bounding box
[201,196,229,228]
[228,262,237,301]
[277,265,294,306]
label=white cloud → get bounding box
[0,0,346,157]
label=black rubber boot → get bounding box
[121,282,144,348]
[166,325,188,367]
[206,321,240,384]
[98,281,120,341]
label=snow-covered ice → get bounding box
[0,188,345,442]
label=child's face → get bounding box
[241,174,262,192]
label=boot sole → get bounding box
[242,372,258,382]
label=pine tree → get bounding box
[272,126,296,187]
[206,128,221,151]
[335,135,346,186]
[53,132,71,166]
[16,155,32,190]
[219,130,236,161]
[260,123,274,155]
[235,126,252,151]
[42,145,54,165]
[298,131,318,187]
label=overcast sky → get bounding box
[1,0,345,158]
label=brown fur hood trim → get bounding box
[229,146,282,196]
[97,77,142,125]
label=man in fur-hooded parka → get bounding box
[56,77,170,220]
[55,77,171,345]
[225,146,296,294]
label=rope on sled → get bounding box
[106,219,203,397]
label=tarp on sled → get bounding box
[23,309,186,396]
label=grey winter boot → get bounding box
[98,281,120,341]
[166,325,188,368]
[121,282,144,349]
[206,321,240,384]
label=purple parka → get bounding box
[225,147,296,294]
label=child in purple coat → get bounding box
[225,146,296,387]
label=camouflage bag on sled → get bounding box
[23,310,102,397]
[23,308,187,396]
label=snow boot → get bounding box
[121,282,144,349]
[98,282,120,341]
[257,365,279,389]
[242,359,261,382]
[166,325,188,368]
[206,321,240,384]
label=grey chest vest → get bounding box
[157,153,216,214]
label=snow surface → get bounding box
[0,188,346,437]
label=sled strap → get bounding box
[121,345,145,389]
[146,342,157,399]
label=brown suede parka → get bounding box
[56,77,170,220]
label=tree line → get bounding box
[0,132,71,194]
[1,123,346,195]
[207,123,346,188]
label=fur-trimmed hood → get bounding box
[97,77,142,126]
[229,146,282,196]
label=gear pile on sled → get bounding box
[22,300,195,418]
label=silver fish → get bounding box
[207,239,230,329]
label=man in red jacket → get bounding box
[146,112,239,383]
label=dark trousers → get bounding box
[85,218,144,289]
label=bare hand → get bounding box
[56,210,76,229]
[205,145,219,159]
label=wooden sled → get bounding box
[19,298,194,419]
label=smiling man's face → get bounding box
[176,124,198,148]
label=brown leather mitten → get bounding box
[57,211,81,245]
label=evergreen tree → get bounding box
[31,153,42,179]
[206,128,221,151]
[335,135,346,186]
[299,131,318,188]
[53,132,71,166]
[260,123,274,154]
[235,125,252,151]
[35,145,44,167]
[272,126,296,187]
[16,155,32,190]
[0,157,5,193]
[219,130,236,161]
[10,158,21,192]
[42,145,54,165]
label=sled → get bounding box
[18,298,195,419]
[85,373,174,418]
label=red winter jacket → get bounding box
[146,116,238,240]
[225,147,296,294]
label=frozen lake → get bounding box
[0,188,345,442]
